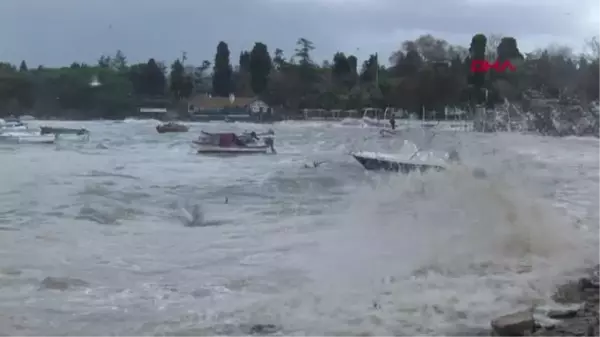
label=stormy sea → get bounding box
[0,119,597,335]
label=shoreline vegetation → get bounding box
[0,34,597,124]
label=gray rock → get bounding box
[248,324,278,335]
[548,305,581,319]
[491,309,536,336]
[579,277,599,291]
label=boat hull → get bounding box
[352,154,445,173]
[0,133,55,144]
[40,126,89,135]
[156,124,189,133]
[157,128,188,133]
[196,145,270,155]
[2,126,28,132]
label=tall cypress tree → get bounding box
[212,41,233,97]
[468,33,487,104]
[249,42,272,95]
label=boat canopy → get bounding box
[199,131,247,147]
[219,133,237,147]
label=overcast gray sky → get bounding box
[0,0,598,67]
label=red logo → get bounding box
[471,60,516,73]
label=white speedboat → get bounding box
[0,131,55,144]
[194,132,276,155]
[0,118,28,132]
[350,141,458,173]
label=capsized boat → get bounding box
[156,122,189,133]
[194,132,276,154]
[350,141,459,173]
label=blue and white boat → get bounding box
[350,141,459,173]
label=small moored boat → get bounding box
[194,132,276,155]
[0,118,28,132]
[156,122,189,133]
[0,131,55,144]
[40,126,91,142]
[40,126,89,136]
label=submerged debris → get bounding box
[179,203,205,227]
[304,161,325,168]
[40,276,89,291]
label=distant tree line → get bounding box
[0,33,597,119]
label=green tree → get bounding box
[273,48,286,70]
[212,41,233,96]
[239,51,251,73]
[468,33,488,104]
[332,53,349,77]
[193,60,211,93]
[145,58,166,96]
[98,55,111,68]
[19,60,28,72]
[0,68,33,113]
[110,50,128,72]
[359,54,378,84]
[169,59,193,99]
[249,42,272,95]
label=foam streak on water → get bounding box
[0,120,597,335]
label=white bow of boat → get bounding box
[351,149,448,168]
[350,140,456,172]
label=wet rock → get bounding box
[579,277,599,291]
[585,324,596,337]
[547,305,582,319]
[554,284,582,303]
[40,276,89,290]
[248,323,278,335]
[491,309,535,336]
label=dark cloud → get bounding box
[0,0,597,67]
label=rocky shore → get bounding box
[491,265,599,336]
